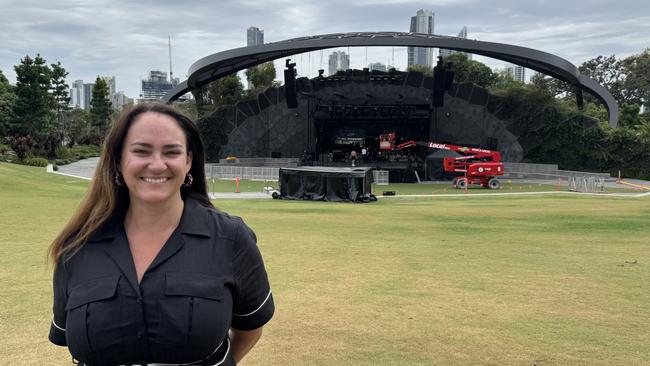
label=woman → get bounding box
[48,104,274,365]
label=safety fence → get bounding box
[568,176,606,193]
[205,165,279,181]
[206,165,392,184]
[373,170,389,185]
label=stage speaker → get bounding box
[432,64,445,107]
[444,67,454,91]
[271,151,282,158]
[284,68,297,109]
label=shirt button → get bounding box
[136,298,142,303]
[137,331,143,338]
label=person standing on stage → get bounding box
[48,103,274,366]
[350,149,358,167]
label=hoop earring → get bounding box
[183,173,193,187]
[114,172,123,186]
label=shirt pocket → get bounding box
[159,272,231,350]
[64,275,121,357]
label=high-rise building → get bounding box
[141,70,175,101]
[505,64,526,82]
[247,26,264,47]
[368,62,387,72]
[112,91,133,111]
[102,76,116,101]
[439,26,472,61]
[70,80,85,109]
[83,83,94,109]
[407,9,435,67]
[328,51,350,76]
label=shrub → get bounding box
[55,145,71,159]
[22,157,49,167]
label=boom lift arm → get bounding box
[396,140,504,189]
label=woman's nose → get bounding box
[148,154,167,171]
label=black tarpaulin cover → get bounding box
[279,167,376,202]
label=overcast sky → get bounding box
[1,0,648,99]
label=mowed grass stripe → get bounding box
[0,162,649,365]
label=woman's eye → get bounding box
[133,150,148,154]
[166,151,182,155]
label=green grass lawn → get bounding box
[1,162,649,365]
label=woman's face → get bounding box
[119,112,193,207]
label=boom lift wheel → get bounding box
[488,178,500,190]
[456,177,468,190]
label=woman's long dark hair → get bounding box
[49,103,214,265]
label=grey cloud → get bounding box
[0,0,648,99]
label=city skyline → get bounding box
[1,0,648,99]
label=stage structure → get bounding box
[176,68,524,182]
[164,32,618,126]
[164,32,620,183]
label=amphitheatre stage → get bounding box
[163,32,619,183]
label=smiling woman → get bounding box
[47,103,274,366]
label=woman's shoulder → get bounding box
[184,197,251,240]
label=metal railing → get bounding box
[373,170,389,185]
[205,165,279,181]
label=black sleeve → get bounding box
[230,219,275,331]
[48,260,68,346]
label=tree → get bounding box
[245,62,278,95]
[529,73,571,98]
[64,108,90,147]
[619,48,650,109]
[192,74,244,118]
[50,61,70,134]
[0,70,16,136]
[579,55,625,104]
[50,61,70,113]
[439,53,497,88]
[89,76,112,138]
[12,54,56,140]
[617,104,647,129]
[406,63,433,77]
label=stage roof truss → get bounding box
[164,32,618,126]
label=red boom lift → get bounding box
[395,140,504,189]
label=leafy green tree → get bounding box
[491,69,523,90]
[619,48,650,109]
[192,74,244,118]
[406,63,433,77]
[0,70,16,136]
[64,108,90,147]
[579,55,625,104]
[12,54,56,140]
[50,61,70,134]
[617,104,647,129]
[441,53,497,88]
[89,76,112,138]
[529,73,571,98]
[50,61,70,113]
[245,62,277,91]
[175,99,199,121]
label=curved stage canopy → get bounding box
[164,32,618,127]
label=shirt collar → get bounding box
[178,197,213,238]
[87,197,213,242]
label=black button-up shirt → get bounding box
[49,198,274,366]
